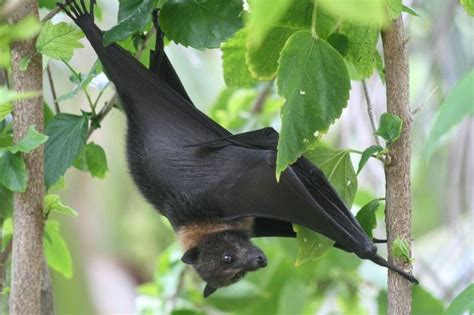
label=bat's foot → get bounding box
[57,0,96,22]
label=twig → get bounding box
[411,86,438,116]
[41,7,61,23]
[168,268,186,310]
[46,65,60,113]
[251,80,274,114]
[362,80,381,146]
[0,240,13,265]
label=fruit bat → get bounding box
[58,0,418,298]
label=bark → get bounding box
[9,2,45,314]
[381,17,413,315]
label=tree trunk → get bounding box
[382,16,413,315]
[9,2,45,314]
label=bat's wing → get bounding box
[199,128,418,283]
[214,145,376,259]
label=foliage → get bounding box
[444,284,474,315]
[392,238,413,263]
[425,70,474,158]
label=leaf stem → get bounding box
[348,149,385,162]
[311,0,318,38]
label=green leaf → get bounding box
[212,89,257,130]
[44,114,88,188]
[402,5,419,17]
[392,237,412,263]
[9,125,48,154]
[426,70,474,158]
[44,194,78,216]
[0,16,41,43]
[19,57,31,71]
[357,145,384,174]
[386,0,402,20]
[355,199,380,238]
[318,0,389,26]
[314,4,339,39]
[0,150,27,192]
[221,28,257,87]
[0,186,13,219]
[445,284,474,315]
[246,0,293,47]
[160,0,244,49]
[0,103,12,121]
[247,26,297,80]
[460,0,474,16]
[103,0,156,46]
[305,145,358,207]
[39,0,57,9]
[375,113,403,143]
[36,21,84,61]
[0,87,41,107]
[276,31,350,177]
[44,220,73,278]
[56,60,102,102]
[294,225,335,266]
[327,33,349,57]
[85,142,108,178]
[374,49,385,83]
[340,22,379,80]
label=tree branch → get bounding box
[46,65,60,113]
[381,16,414,315]
[10,2,45,314]
[362,80,382,146]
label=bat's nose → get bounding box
[256,255,267,268]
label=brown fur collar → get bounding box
[177,218,254,250]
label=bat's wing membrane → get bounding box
[214,147,376,258]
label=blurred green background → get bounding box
[28,0,474,314]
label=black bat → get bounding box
[58,0,418,297]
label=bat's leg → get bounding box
[149,9,164,75]
[147,9,193,103]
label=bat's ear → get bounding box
[181,247,199,265]
[203,284,217,298]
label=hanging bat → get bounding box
[58,0,418,298]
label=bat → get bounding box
[58,0,418,297]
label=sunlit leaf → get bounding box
[36,21,84,61]
[84,142,108,178]
[44,194,78,216]
[460,0,474,16]
[221,28,257,87]
[246,0,293,47]
[392,237,412,263]
[8,125,48,154]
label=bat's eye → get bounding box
[222,254,233,264]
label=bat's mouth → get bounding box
[231,271,246,282]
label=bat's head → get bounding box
[181,229,267,298]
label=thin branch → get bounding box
[411,86,438,116]
[41,7,61,23]
[46,65,60,113]
[251,80,274,114]
[0,240,12,264]
[362,80,381,146]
